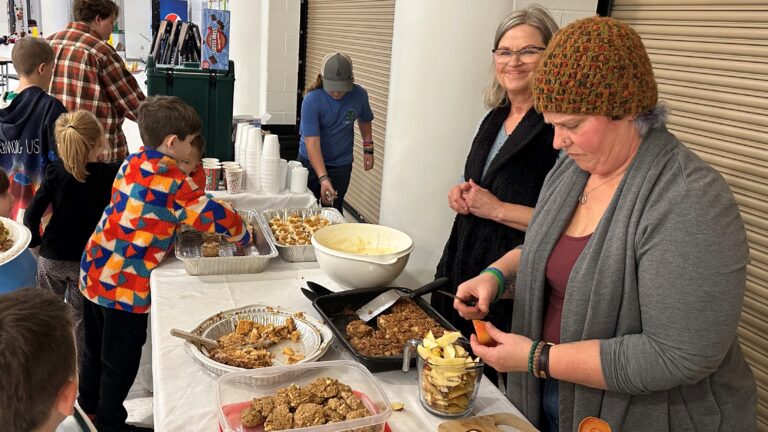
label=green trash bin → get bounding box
[145,55,235,161]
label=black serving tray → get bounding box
[310,280,458,372]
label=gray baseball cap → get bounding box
[322,53,354,93]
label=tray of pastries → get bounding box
[260,208,345,262]
[175,209,278,275]
[184,304,334,381]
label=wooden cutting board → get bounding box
[438,413,539,432]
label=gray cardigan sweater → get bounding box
[509,125,756,431]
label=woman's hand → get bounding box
[454,272,498,319]
[448,182,471,214]
[319,178,337,205]
[462,179,503,220]
[469,322,533,373]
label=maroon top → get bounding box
[542,233,592,344]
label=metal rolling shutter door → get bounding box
[611,1,768,429]
[304,0,395,223]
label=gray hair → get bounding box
[484,4,559,109]
[635,104,668,137]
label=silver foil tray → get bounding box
[184,304,334,381]
[259,207,345,262]
[176,209,278,275]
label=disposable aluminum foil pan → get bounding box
[259,207,345,262]
[175,209,278,276]
[184,304,334,382]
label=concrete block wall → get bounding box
[515,0,597,27]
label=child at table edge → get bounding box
[77,95,250,431]
[0,288,78,432]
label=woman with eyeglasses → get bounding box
[432,5,560,385]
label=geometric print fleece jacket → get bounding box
[80,147,250,313]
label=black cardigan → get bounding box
[432,105,557,336]
[24,159,120,261]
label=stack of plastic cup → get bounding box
[225,168,245,194]
[244,127,263,191]
[234,123,250,165]
[286,160,303,190]
[202,159,221,191]
[289,167,309,194]
[279,159,289,192]
[221,161,240,191]
[260,134,281,194]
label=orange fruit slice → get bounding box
[578,416,611,432]
[472,320,497,347]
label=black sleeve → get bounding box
[23,166,55,247]
[44,101,68,159]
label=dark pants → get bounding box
[298,157,352,213]
[540,379,559,432]
[78,300,148,432]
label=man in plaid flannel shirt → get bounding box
[48,0,144,163]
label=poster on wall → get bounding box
[200,8,229,71]
[160,0,188,22]
[12,0,27,35]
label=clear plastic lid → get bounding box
[217,360,392,432]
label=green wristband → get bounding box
[527,340,541,375]
[481,267,505,303]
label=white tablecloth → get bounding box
[149,257,525,431]
[207,189,317,211]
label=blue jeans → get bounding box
[298,157,352,213]
[541,379,559,432]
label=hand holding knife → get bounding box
[434,290,477,307]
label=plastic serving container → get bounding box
[217,360,392,432]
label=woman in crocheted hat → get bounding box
[432,4,560,386]
[454,16,756,432]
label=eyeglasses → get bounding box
[492,46,546,64]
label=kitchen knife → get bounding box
[355,277,448,322]
[433,289,477,307]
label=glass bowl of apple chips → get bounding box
[403,331,484,418]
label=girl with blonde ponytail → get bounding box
[23,110,121,365]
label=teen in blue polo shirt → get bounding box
[298,52,374,212]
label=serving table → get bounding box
[149,257,525,431]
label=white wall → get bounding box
[259,0,300,125]
[229,0,300,123]
[0,0,8,36]
[230,0,263,117]
[123,0,151,59]
[378,0,597,287]
[40,0,70,36]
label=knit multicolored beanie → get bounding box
[533,16,658,117]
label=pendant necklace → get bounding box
[579,171,625,205]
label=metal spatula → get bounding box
[355,277,448,322]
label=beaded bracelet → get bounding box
[318,175,330,184]
[527,340,541,375]
[480,267,505,303]
[531,341,546,378]
[363,148,374,155]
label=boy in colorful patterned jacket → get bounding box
[78,95,250,432]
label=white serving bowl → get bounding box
[311,223,414,289]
